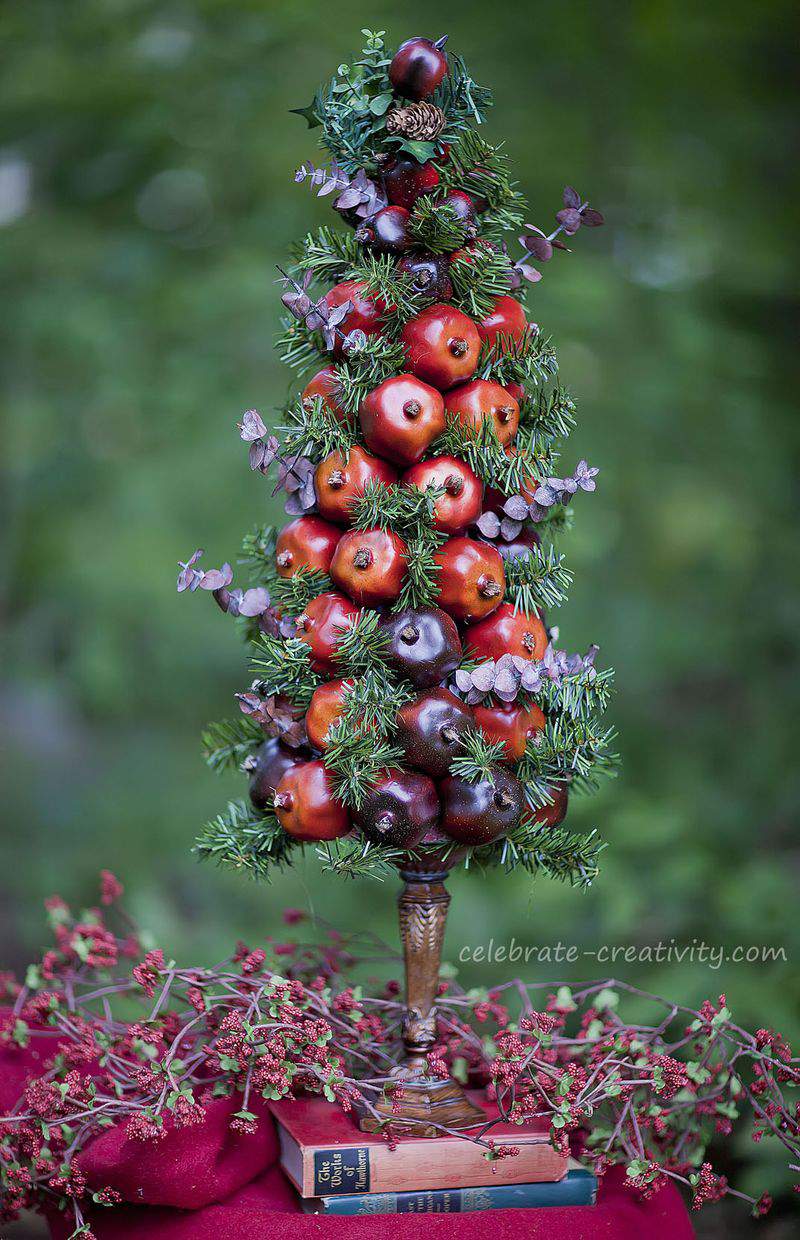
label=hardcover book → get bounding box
[301,1161,597,1214]
[269,1092,567,1197]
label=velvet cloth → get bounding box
[1,1013,694,1238]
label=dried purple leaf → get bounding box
[581,208,605,227]
[475,511,501,539]
[555,207,582,235]
[563,186,581,209]
[503,495,530,522]
[238,410,268,442]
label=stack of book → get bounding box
[269,1092,597,1217]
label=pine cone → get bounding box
[385,102,446,141]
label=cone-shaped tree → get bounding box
[181,30,616,889]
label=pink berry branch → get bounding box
[1,882,796,1233]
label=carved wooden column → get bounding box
[359,860,485,1136]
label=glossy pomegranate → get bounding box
[439,767,524,845]
[383,157,440,210]
[302,366,348,422]
[402,456,483,534]
[359,375,445,466]
[323,281,385,359]
[473,701,546,762]
[330,528,408,605]
[379,606,462,688]
[389,36,449,100]
[305,679,353,751]
[396,688,473,777]
[433,536,505,623]
[275,516,341,579]
[246,740,305,812]
[526,783,569,829]
[295,591,360,673]
[354,769,440,848]
[315,446,397,525]
[465,602,548,662]
[477,295,529,350]
[443,379,519,447]
[274,760,350,841]
[396,253,453,302]
[356,205,413,254]
[402,304,481,390]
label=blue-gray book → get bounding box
[301,1162,597,1215]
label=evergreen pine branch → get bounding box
[485,823,605,889]
[504,543,573,612]
[337,667,414,734]
[251,634,321,709]
[345,253,428,328]
[323,721,403,810]
[316,836,405,880]
[435,415,556,493]
[480,329,559,393]
[448,728,508,784]
[449,244,514,319]
[517,717,619,797]
[275,318,325,373]
[201,716,264,774]
[396,519,445,611]
[409,196,472,254]
[280,394,357,461]
[523,383,577,440]
[350,481,447,611]
[273,568,333,614]
[194,800,298,880]
[331,608,390,677]
[536,666,615,723]
[336,334,407,405]
[293,226,362,283]
[432,55,493,133]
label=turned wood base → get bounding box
[358,1070,485,1137]
[358,860,485,1137]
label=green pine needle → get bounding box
[194,800,298,881]
[201,716,264,774]
[504,542,573,612]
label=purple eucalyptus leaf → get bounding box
[500,517,523,541]
[238,409,267,441]
[581,208,605,227]
[454,669,474,693]
[475,511,501,539]
[563,186,581,209]
[341,328,368,355]
[238,587,271,617]
[555,207,582,235]
[503,495,530,522]
[516,263,542,283]
[471,663,497,694]
[524,235,554,262]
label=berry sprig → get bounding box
[179,29,614,885]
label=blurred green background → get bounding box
[1,0,798,1231]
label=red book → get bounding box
[269,1092,566,1197]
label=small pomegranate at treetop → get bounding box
[315,446,397,525]
[274,760,350,841]
[402,304,481,390]
[444,379,519,447]
[295,591,360,673]
[465,602,548,662]
[275,516,340,579]
[389,35,449,100]
[330,528,408,606]
[433,537,505,623]
[403,456,483,534]
[474,701,546,762]
[359,375,445,466]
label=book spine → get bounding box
[311,1173,598,1214]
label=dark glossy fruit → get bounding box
[442,189,477,235]
[473,701,546,762]
[246,740,304,812]
[465,602,548,662]
[439,767,524,845]
[302,366,348,422]
[389,36,448,100]
[274,760,350,841]
[315,446,397,525]
[305,679,353,751]
[295,591,360,673]
[330,528,408,605]
[402,304,481,390]
[359,375,445,466]
[477,295,528,350]
[396,688,473,777]
[354,769,440,848]
[403,456,483,534]
[383,157,440,210]
[443,379,519,447]
[275,516,341,579]
[396,253,453,302]
[379,606,462,688]
[433,537,505,623]
[323,281,385,359]
[526,783,569,829]
[356,205,413,254]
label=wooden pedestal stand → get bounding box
[358,859,485,1137]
